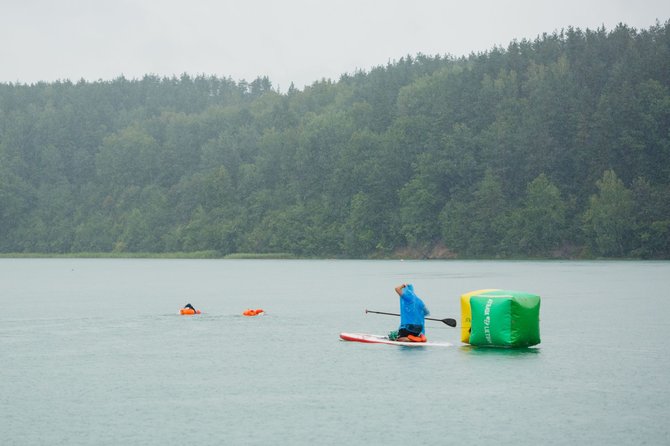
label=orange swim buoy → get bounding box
[180,308,201,315]
[243,308,264,316]
[407,334,427,343]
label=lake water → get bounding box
[1,259,668,445]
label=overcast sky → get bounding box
[1,0,668,91]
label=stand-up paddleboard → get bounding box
[339,332,452,347]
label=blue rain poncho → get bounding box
[399,284,430,334]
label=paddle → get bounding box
[365,309,457,327]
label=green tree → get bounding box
[343,192,378,257]
[95,125,159,189]
[503,174,567,256]
[582,170,634,257]
[441,170,508,257]
[630,178,670,258]
[398,169,441,250]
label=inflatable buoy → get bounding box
[243,308,264,317]
[462,289,541,347]
[180,308,201,315]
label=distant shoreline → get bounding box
[0,251,650,261]
[0,251,296,260]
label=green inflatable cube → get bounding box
[469,290,541,347]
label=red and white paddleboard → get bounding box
[339,332,452,347]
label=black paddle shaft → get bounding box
[365,309,457,327]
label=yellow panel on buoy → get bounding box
[460,289,499,343]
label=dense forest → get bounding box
[1,22,669,259]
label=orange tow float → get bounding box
[406,334,427,343]
[180,308,201,315]
[243,308,264,317]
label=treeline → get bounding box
[1,22,669,259]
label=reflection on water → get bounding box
[458,344,542,356]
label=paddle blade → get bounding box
[443,318,457,327]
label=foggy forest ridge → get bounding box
[1,21,669,259]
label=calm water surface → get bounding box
[1,259,668,445]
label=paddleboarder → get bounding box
[391,284,429,342]
[183,303,197,312]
